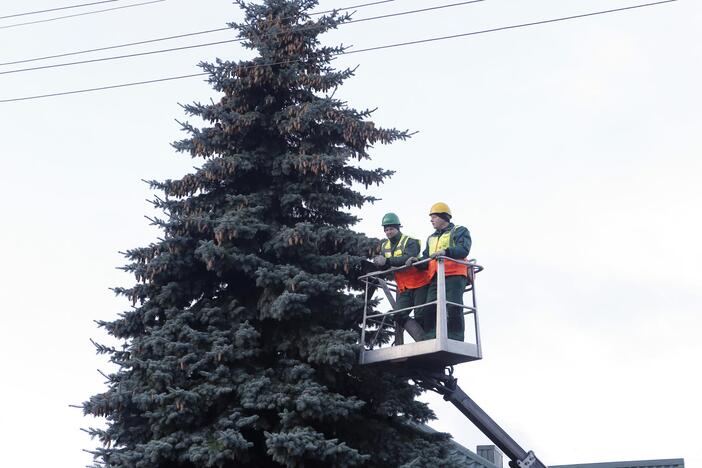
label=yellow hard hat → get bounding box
[429,202,451,216]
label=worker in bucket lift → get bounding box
[371,213,430,344]
[410,202,472,341]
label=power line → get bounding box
[0,39,237,76]
[0,0,166,30]
[0,57,310,103]
[0,0,678,103]
[0,0,398,67]
[0,72,209,102]
[343,0,679,55]
[0,1,484,75]
[312,0,398,16]
[0,27,231,67]
[0,1,120,20]
[346,0,483,24]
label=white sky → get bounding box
[0,0,699,466]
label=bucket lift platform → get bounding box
[359,258,547,468]
[358,257,483,368]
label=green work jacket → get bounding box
[421,223,472,260]
[381,231,421,268]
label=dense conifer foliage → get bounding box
[83,1,461,466]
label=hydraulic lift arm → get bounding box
[411,368,547,468]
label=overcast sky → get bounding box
[0,0,699,466]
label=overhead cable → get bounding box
[0,0,678,103]
[0,1,485,75]
[0,1,119,20]
[0,39,237,76]
[344,0,678,55]
[312,0,398,16]
[0,28,230,67]
[0,0,166,30]
[0,0,401,67]
[345,0,484,24]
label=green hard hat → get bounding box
[381,212,401,226]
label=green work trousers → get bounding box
[416,275,468,341]
[394,285,428,324]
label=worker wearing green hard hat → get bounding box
[380,212,401,226]
[372,213,430,344]
[412,202,472,341]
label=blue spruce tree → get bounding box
[84,1,463,466]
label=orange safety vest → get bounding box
[381,235,431,292]
[426,226,468,278]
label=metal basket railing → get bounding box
[358,256,483,354]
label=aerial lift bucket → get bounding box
[359,258,548,468]
[358,257,483,369]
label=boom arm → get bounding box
[411,368,547,468]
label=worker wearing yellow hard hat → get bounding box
[413,202,472,341]
[372,213,431,344]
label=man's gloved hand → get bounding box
[430,249,446,259]
[405,256,418,266]
[372,255,387,267]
